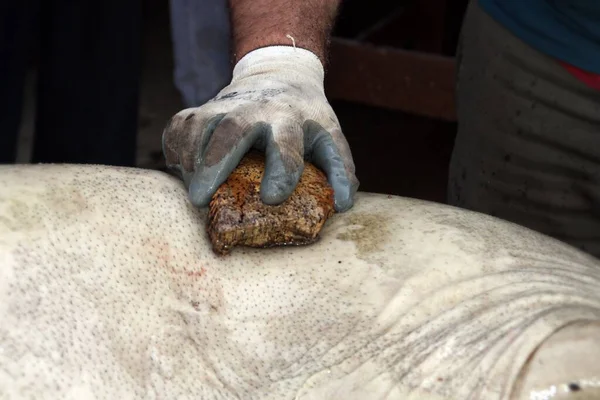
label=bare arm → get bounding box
[229,0,342,64]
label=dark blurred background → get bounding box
[15,0,469,203]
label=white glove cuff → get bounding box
[232,46,325,85]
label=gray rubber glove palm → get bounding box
[162,46,359,212]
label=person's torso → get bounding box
[479,0,600,75]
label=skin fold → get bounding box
[1,164,599,399]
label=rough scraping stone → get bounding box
[207,151,335,255]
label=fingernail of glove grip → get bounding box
[188,164,219,207]
[332,181,355,213]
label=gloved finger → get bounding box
[187,114,262,207]
[304,121,359,212]
[260,124,304,205]
[162,106,226,173]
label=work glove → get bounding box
[162,46,359,212]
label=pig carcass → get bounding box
[0,164,599,399]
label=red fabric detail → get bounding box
[559,61,600,91]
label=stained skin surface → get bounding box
[0,164,599,400]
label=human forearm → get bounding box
[228,0,341,64]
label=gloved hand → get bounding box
[162,46,359,212]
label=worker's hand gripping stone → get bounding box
[162,46,359,212]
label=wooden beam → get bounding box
[325,38,457,121]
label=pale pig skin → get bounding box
[0,164,599,400]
